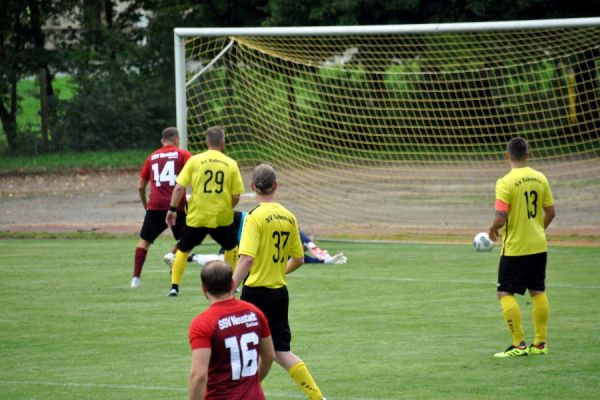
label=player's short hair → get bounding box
[252,163,277,195]
[206,126,225,148]
[201,260,233,296]
[507,137,529,161]
[162,127,179,142]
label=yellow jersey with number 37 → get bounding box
[176,149,244,228]
[238,202,304,289]
[495,166,554,256]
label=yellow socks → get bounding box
[531,292,549,345]
[499,295,525,346]
[288,361,324,400]
[171,250,190,285]
[223,246,238,270]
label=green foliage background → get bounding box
[2,0,600,155]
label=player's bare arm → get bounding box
[166,183,186,227]
[489,211,507,242]
[258,335,275,382]
[233,254,254,289]
[543,205,556,229]
[285,256,305,275]
[188,348,210,400]
[138,178,149,209]
[231,194,240,208]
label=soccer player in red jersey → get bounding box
[189,260,274,400]
[130,127,192,288]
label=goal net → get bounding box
[174,19,600,239]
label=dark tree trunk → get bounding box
[0,77,18,151]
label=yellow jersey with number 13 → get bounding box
[238,202,304,289]
[495,166,554,256]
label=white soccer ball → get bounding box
[473,232,494,252]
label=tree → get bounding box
[52,0,271,152]
[5,0,600,154]
[265,0,600,26]
[53,0,153,150]
[0,1,36,152]
[0,0,79,153]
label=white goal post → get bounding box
[173,17,600,237]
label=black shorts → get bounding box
[140,210,186,243]
[176,223,237,253]
[241,286,291,352]
[497,252,547,295]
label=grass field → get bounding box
[0,239,599,399]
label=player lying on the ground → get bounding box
[164,210,347,268]
[298,227,347,264]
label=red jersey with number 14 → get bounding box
[189,298,270,400]
[140,145,191,210]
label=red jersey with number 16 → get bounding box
[189,298,271,400]
[140,145,191,210]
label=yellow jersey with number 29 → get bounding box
[176,149,244,228]
[495,166,554,256]
[239,202,304,289]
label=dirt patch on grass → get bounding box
[0,169,598,246]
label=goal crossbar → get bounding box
[174,17,600,37]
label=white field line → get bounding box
[143,267,600,289]
[0,380,395,400]
[289,274,600,290]
[0,380,185,392]
[140,269,600,289]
